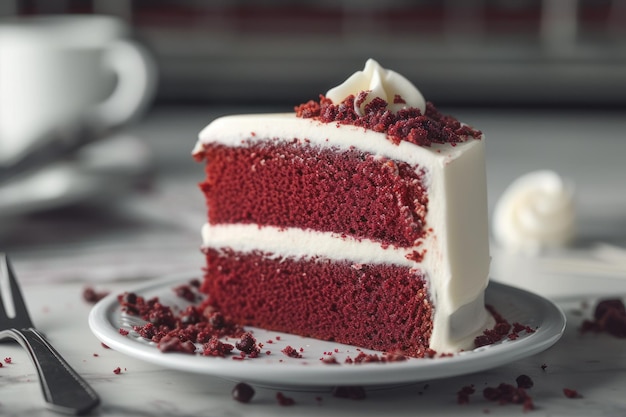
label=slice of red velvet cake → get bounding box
[192,59,494,357]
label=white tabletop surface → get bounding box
[1,105,625,416]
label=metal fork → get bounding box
[0,253,100,415]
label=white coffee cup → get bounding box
[0,14,157,166]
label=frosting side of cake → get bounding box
[194,115,493,352]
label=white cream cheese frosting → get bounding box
[493,170,576,254]
[325,58,426,115]
[195,113,493,353]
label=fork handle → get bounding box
[7,328,100,415]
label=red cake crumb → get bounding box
[113,367,122,375]
[384,351,409,362]
[581,298,626,337]
[117,289,245,350]
[202,337,234,357]
[475,305,535,348]
[235,332,260,356]
[321,356,339,365]
[483,383,534,411]
[173,284,199,302]
[281,345,303,358]
[232,382,255,403]
[82,287,109,304]
[457,385,475,404]
[157,334,197,354]
[276,392,295,406]
[563,388,582,398]
[119,328,129,336]
[332,386,367,400]
[295,95,481,147]
[516,374,534,389]
[4,357,11,364]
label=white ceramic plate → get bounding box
[89,273,565,387]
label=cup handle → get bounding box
[91,39,157,129]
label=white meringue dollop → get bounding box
[325,59,426,116]
[492,170,576,254]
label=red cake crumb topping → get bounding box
[232,382,255,403]
[580,298,626,337]
[113,367,122,375]
[295,95,481,147]
[4,357,11,364]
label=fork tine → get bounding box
[0,259,8,320]
[0,253,34,326]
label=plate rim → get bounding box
[88,272,566,387]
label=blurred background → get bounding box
[1,0,625,287]
[2,0,626,107]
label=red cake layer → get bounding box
[200,141,428,248]
[201,248,434,357]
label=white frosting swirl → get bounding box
[492,170,576,254]
[325,59,426,116]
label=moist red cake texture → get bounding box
[201,248,433,357]
[200,141,428,247]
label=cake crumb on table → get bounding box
[276,392,295,406]
[231,382,255,403]
[563,388,582,399]
[580,298,626,338]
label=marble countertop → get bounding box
[1,106,625,416]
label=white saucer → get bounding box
[89,273,565,388]
[0,134,152,219]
